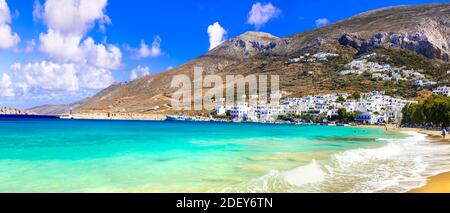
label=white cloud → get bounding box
[37,0,120,65]
[32,0,43,22]
[0,73,14,97]
[40,0,108,35]
[13,82,28,96]
[0,0,20,49]
[2,0,119,105]
[25,39,36,53]
[26,0,121,95]
[137,36,163,58]
[207,22,227,50]
[130,65,150,80]
[9,62,21,72]
[24,61,80,91]
[39,29,83,61]
[22,61,114,92]
[98,14,111,33]
[315,18,330,27]
[247,2,281,30]
[82,37,122,69]
[39,30,122,68]
[0,0,11,24]
[77,64,114,89]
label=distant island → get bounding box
[0,107,36,116]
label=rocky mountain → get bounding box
[207,31,282,59]
[28,104,77,115]
[74,3,450,115]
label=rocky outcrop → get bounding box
[0,107,35,115]
[338,17,450,61]
[207,31,285,59]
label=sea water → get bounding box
[0,117,449,192]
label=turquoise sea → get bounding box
[1,117,450,193]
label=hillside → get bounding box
[73,3,450,115]
[28,104,76,115]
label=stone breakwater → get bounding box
[61,113,166,121]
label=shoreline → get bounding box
[396,127,450,193]
[406,127,450,193]
[388,127,450,193]
[360,124,449,141]
[358,124,450,193]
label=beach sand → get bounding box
[409,172,450,193]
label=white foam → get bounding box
[238,131,450,193]
[282,160,326,186]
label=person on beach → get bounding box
[442,128,447,139]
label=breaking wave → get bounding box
[226,131,450,193]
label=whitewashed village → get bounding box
[203,52,450,125]
[208,86,450,125]
[292,52,439,87]
[211,91,412,124]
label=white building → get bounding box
[230,103,249,119]
[214,105,228,116]
[433,86,450,96]
[313,52,339,61]
[355,113,385,124]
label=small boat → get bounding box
[336,124,350,127]
[59,114,74,119]
[165,115,189,121]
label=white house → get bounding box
[432,86,450,96]
[355,113,385,124]
[230,103,249,119]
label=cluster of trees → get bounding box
[401,95,450,128]
[347,92,361,100]
[278,109,362,124]
[278,113,315,121]
[335,108,361,123]
[210,110,231,119]
[334,92,361,104]
[336,96,346,103]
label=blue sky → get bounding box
[0,0,448,108]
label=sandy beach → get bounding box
[409,172,450,193]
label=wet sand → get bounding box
[409,172,450,193]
